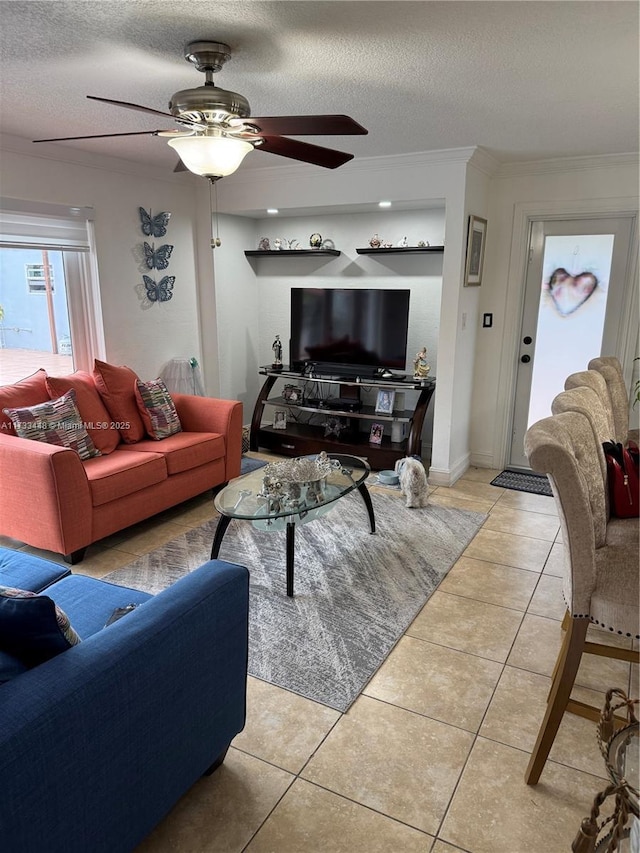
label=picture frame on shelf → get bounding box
[464,215,487,287]
[273,410,287,430]
[374,388,395,415]
[282,384,302,402]
[369,423,384,445]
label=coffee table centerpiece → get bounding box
[211,452,375,596]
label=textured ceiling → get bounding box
[0,1,637,175]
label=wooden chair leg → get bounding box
[525,616,589,785]
[547,610,571,697]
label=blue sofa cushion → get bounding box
[44,575,152,638]
[0,548,70,592]
[0,649,28,684]
[0,586,81,667]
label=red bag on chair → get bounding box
[602,440,639,518]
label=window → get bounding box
[0,199,105,385]
[25,263,55,293]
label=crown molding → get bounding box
[0,132,198,186]
[466,147,501,177]
[222,146,478,189]
[496,151,638,178]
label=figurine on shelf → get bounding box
[417,240,430,248]
[258,236,270,250]
[273,238,283,251]
[309,232,322,249]
[369,233,382,249]
[383,241,393,248]
[285,238,300,250]
[397,236,409,248]
[272,335,283,369]
[413,347,431,379]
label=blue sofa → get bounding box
[0,548,249,853]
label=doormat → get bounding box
[490,469,553,497]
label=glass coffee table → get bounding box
[211,453,375,596]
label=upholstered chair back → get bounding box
[588,356,629,445]
[564,370,615,440]
[525,411,606,618]
[551,386,610,510]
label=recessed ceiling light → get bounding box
[378,201,392,208]
[267,208,279,214]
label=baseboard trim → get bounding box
[428,452,470,487]
[469,451,498,469]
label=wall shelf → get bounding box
[244,249,341,257]
[355,246,444,255]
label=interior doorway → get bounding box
[508,215,636,470]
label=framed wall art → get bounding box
[464,215,487,287]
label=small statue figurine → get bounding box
[397,236,408,248]
[309,232,322,249]
[413,347,431,379]
[273,238,283,251]
[417,240,430,248]
[258,236,270,250]
[369,233,382,249]
[272,334,283,369]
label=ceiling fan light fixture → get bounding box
[167,135,253,178]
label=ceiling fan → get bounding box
[33,40,368,180]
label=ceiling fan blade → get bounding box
[87,95,182,122]
[257,136,353,169]
[232,114,367,136]
[33,129,168,143]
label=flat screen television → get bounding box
[290,287,410,376]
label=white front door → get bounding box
[508,216,635,469]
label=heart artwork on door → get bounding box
[545,267,598,316]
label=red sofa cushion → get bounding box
[83,449,167,507]
[92,359,145,444]
[46,371,120,455]
[0,369,49,435]
[117,432,224,475]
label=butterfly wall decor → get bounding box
[139,207,171,238]
[143,275,175,303]
[143,241,174,270]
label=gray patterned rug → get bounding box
[103,492,485,711]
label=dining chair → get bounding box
[523,409,639,785]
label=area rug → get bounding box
[490,469,553,496]
[240,455,268,475]
[103,492,485,712]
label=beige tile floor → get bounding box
[3,460,637,852]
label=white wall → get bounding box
[214,207,445,447]
[0,138,202,382]
[208,150,473,481]
[212,214,261,416]
[471,155,639,469]
[6,138,633,479]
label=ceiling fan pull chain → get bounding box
[209,177,221,248]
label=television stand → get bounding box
[250,367,436,470]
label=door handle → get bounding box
[521,354,531,364]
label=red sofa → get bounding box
[0,364,242,562]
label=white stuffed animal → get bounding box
[394,456,429,508]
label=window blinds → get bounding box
[0,198,95,251]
